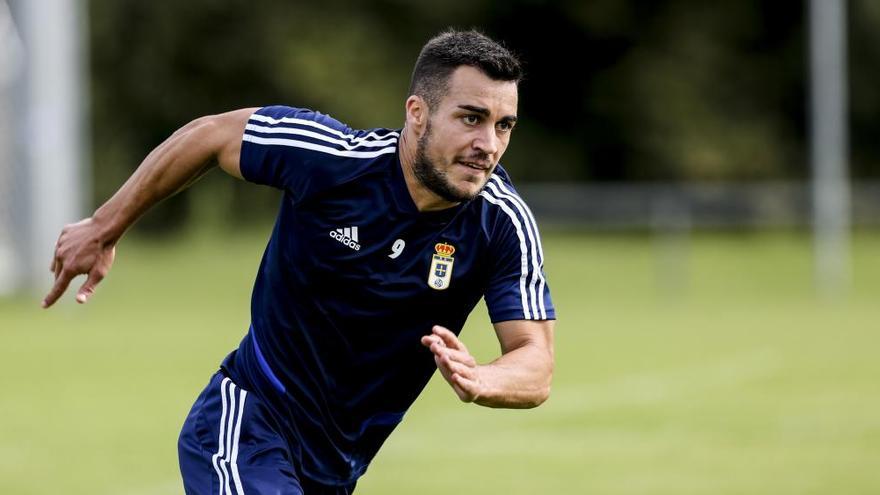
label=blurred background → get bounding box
[1,1,878,494]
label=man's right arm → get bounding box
[41,107,256,308]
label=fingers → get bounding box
[420,334,441,348]
[433,353,479,402]
[50,230,64,273]
[42,270,75,308]
[432,325,468,352]
[424,336,475,365]
[422,328,475,366]
[451,373,481,402]
[423,330,483,402]
[439,354,477,379]
[428,338,478,383]
[435,346,476,367]
[76,268,106,304]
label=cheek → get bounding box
[494,137,511,157]
[429,142,454,164]
[433,139,463,163]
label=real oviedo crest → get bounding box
[428,242,455,290]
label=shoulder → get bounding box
[243,105,400,159]
[239,105,400,198]
[476,166,539,239]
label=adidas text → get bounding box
[330,227,361,251]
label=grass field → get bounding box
[1,228,879,494]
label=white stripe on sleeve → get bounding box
[249,113,399,143]
[242,134,397,159]
[245,123,398,150]
[489,175,548,319]
[485,181,541,319]
[480,190,532,319]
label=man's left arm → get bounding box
[420,319,555,408]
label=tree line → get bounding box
[88,0,880,231]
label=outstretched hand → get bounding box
[420,325,485,403]
[42,218,116,308]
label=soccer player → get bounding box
[42,29,555,494]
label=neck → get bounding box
[398,125,460,212]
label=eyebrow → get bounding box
[457,105,518,124]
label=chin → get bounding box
[452,179,488,200]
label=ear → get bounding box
[405,95,429,137]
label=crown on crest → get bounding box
[434,243,455,257]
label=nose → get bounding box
[472,126,499,157]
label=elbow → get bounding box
[531,335,554,408]
[528,384,551,408]
[535,369,553,407]
[539,352,555,404]
[519,383,550,409]
[528,359,554,408]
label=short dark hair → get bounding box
[408,29,523,110]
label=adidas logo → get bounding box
[329,226,361,251]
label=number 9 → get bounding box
[388,239,405,259]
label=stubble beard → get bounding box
[413,120,488,203]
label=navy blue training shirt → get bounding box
[221,106,555,485]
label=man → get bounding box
[43,29,555,494]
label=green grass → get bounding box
[1,229,879,494]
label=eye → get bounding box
[462,114,480,125]
[497,121,515,133]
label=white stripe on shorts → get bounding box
[211,378,230,493]
[211,377,248,495]
[230,388,247,495]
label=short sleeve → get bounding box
[239,106,399,202]
[481,175,556,322]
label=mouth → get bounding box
[457,160,491,171]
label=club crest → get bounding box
[427,242,455,290]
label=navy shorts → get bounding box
[178,371,357,495]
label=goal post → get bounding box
[0,0,24,295]
[1,0,88,296]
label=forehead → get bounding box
[440,65,518,115]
